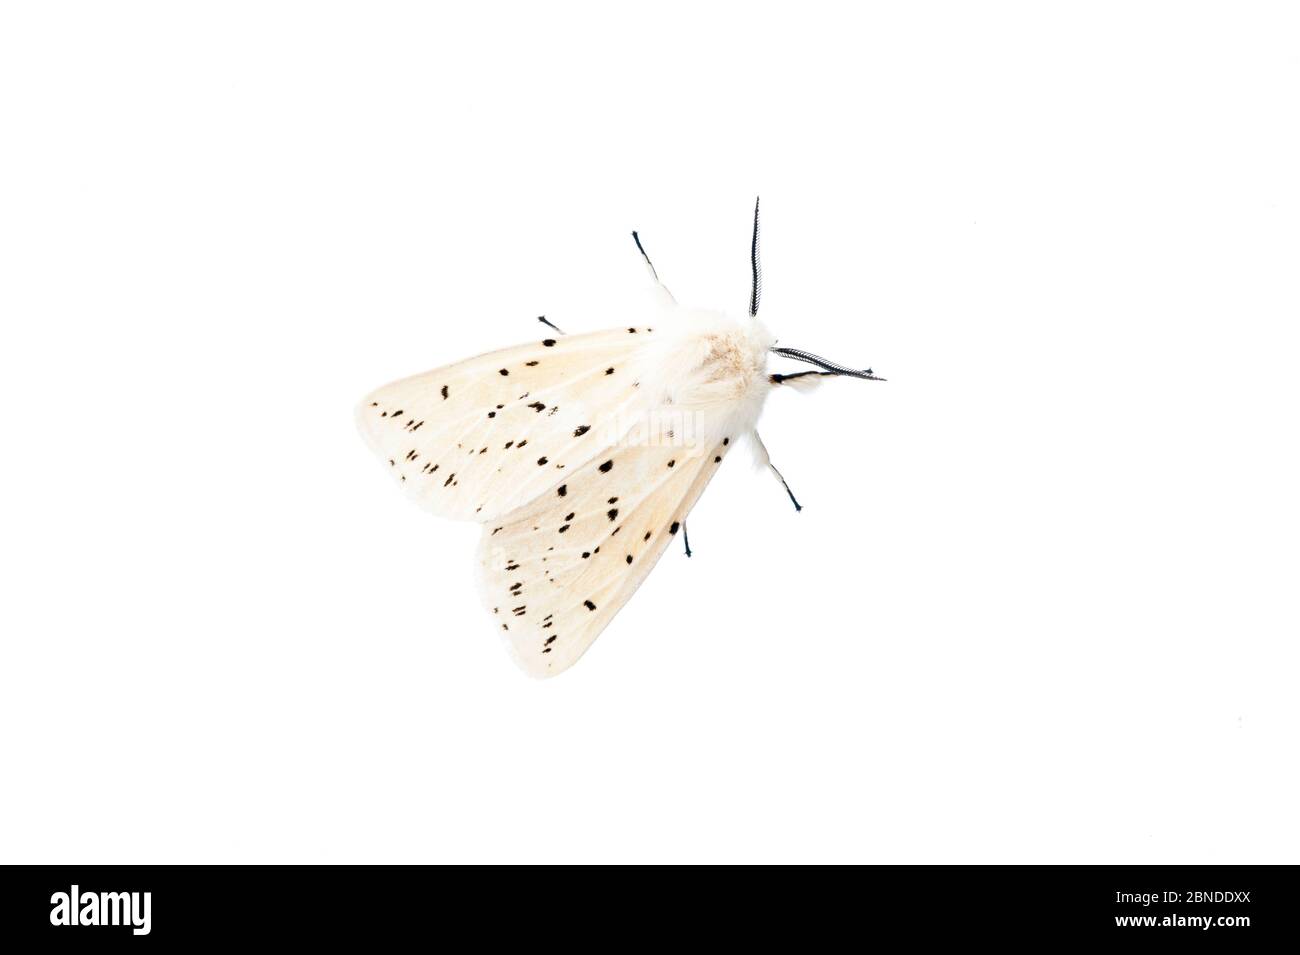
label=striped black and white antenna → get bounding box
[748,196,762,317]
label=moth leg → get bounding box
[751,429,802,512]
[537,315,566,335]
[769,463,802,512]
[631,230,677,307]
[769,370,834,385]
[681,521,692,558]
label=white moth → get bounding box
[357,199,884,677]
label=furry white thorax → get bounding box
[626,308,774,452]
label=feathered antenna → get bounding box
[748,196,762,317]
[770,346,886,381]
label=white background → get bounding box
[2,3,1296,864]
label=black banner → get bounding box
[1,865,1293,945]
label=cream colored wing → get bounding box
[476,432,736,677]
[356,327,656,522]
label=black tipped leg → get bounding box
[770,463,802,512]
[631,230,660,283]
[752,430,804,512]
[537,315,565,335]
[631,230,676,304]
[682,522,692,558]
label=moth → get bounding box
[357,199,884,677]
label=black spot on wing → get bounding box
[573,425,590,437]
[584,600,596,611]
[599,460,613,473]
[499,368,509,376]
[557,484,567,497]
